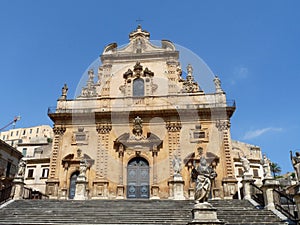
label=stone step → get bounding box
[0,199,288,225]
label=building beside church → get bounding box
[46,26,263,200]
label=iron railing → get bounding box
[250,182,265,207]
[0,185,13,204]
[273,188,298,223]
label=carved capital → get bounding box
[216,120,231,131]
[96,123,112,134]
[53,125,66,135]
[166,121,182,132]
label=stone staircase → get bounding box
[0,199,288,225]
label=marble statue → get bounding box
[79,158,88,177]
[290,151,300,182]
[261,154,272,179]
[239,153,250,174]
[213,75,223,93]
[193,153,217,203]
[59,83,68,100]
[17,159,26,177]
[172,155,182,175]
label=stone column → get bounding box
[60,162,69,199]
[46,125,66,198]
[151,146,160,199]
[216,120,237,199]
[241,173,254,200]
[116,145,125,199]
[261,178,279,210]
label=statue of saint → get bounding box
[133,116,143,136]
[261,154,272,179]
[172,155,182,175]
[17,159,26,177]
[59,83,68,100]
[290,151,300,182]
[79,158,88,177]
[193,152,217,203]
[239,153,250,175]
[213,75,223,93]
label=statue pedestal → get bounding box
[92,180,109,199]
[46,179,60,199]
[116,185,125,199]
[189,187,195,200]
[241,174,254,200]
[150,185,160,199]
[74,175,88,200]
[168,175,185,200]
[12,176,25,200]
[188,202,224,225]
[261,178,279,210]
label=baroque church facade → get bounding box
[45,26,257,200]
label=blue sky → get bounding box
[0,0,299,174]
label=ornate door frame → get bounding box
[127,157,149,199]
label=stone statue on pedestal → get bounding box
[213,75,223,93]
[239,153,251,175]
[79,158,88,177]
[172,155,182,176]
[17,159,26,178]
[261,154,272,179]
[290,151,300,183]
[193,153,217,203]
[59,83,68,100]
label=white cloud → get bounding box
[230,65,249,85]
[234,66,249,79]
[242,127,283,140]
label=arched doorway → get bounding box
[69,171,79,199]
[127,157,149,199]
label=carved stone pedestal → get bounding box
[92,180,109,199]
[189,187,195,200]
[188,202,224,225]
[150,185,160,199]
[74,176,88,200]
[261,178,279,210]
[12,176,25,200]
[168,175,185,200]
[46,179,59,199]
[116,185,125,199]
[59,188,68,199]
[241,173,254,200]
[293,185,300,215]
[222,177,238,199]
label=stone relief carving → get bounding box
[72,127,88,145]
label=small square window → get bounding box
[27,169,34,178]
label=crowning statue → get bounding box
[17,159,26,177]
[59,83,68,100]
[192,150,217,203]
[261,154,272,179]
[290,151,300,183]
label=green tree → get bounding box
[270,162,282,178]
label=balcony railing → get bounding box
[48,99,235,115]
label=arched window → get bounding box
[133,78,144,96]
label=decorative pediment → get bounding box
[119,62,158,96]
